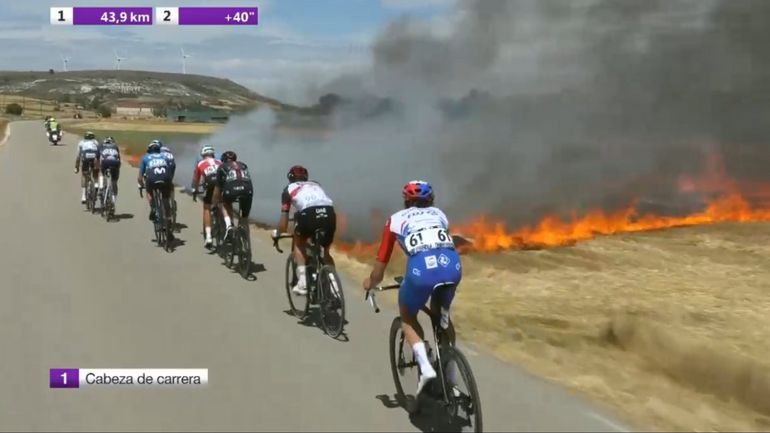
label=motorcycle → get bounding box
[47,129,62,146]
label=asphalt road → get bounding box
[0,121,634,432]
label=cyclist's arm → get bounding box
[137,157,147,186]
[278,187,291,233]
[74,142,82,169]
[191,163,203,191]
[365,220,396,289]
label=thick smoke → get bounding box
[176,0,770,240]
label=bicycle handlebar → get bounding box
[272,233,293,253]
[365,281,400,314]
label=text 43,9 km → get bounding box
[100,11,151,24]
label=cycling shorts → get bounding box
[399,248,462,316]
[294,205,336,247]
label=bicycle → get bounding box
[194,190,225,253]
[273,231,346,339]
[366,277,483,432]
[101,168,116,221]
[222,200,252,279]
[139,183,174,252]
[84,169,98,213]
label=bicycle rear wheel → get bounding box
[389,317,421,413]
[238,224,251,279]
[318,265,345,338]
[441,347,483,432]
[154,194,165,247]
[284,254,308,318]
[224,230,236,268]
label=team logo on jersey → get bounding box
[412,267,421,277]
[424,255,438,269]
[438,254,450,267]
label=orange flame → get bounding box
[335,153,770,255]
[455,192,770,252]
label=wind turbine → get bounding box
[113,49,126,70]
[181,48,191,74]
[60,54,70,72]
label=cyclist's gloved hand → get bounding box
[270,229,279,240]
[73,167,79,174]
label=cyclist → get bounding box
[160,144,177,211]
[362,180,462,395]
[214,151,253,240]
[98,136,121,206]
[191,145,221,247]
[137,140,173,224]
[270,165,337,296]
[74,131,100,204]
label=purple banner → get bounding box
[179,7,258,25]
[73,7,153,25]
[50,368,80,388]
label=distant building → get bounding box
[115,100,155,118]
[167,109,229,123]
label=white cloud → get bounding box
[380,0,454,10]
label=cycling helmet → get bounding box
[402,180,434,202]
[147,140,161,153]
[221,151,237,162]
[200,145,215,157]
[160,146,171,153]
[287,165,308,182]
[103,136,115,144]
[84,131,96,140]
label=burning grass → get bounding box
[333,222,770,431]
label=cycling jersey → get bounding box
[281,181,334,213]
[99,143,121,163]
[376,206,461,316]
[77,139,99,161]
[139,153,172,183]
[217,161,253,194]
[193,157,221,189]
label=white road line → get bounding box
[586,411,631,432]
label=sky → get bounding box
[0,0,451,104]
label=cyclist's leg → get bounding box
[291,212,311,294]
[202,185,214,243]
[319,206,337,268]
[426,249,462,324]
[398,268,436,384]
[112,164,120,197]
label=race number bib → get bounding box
[404,227,454,255]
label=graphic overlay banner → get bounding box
[49,369,208,388]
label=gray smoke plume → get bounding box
[175,0,770,241]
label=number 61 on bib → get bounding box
[405,228,453,255]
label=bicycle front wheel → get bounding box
[284,254,308,318]
[318,266,345,338]
[389,317,420,413]
[441,347,483,432]
[238,225,251,279]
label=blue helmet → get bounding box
[147,140,161,153]
[402,180,434,201]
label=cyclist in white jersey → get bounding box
[271,165,337,295]
[74,131,100,204]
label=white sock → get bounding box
[224,216,232,228]
[440,307,451,330]
[413,342,435,376]
[81,187,86,199]
[112,194,117,205]
[98,175,104,189]
[205,226,212,239]
[296,265,306,288]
